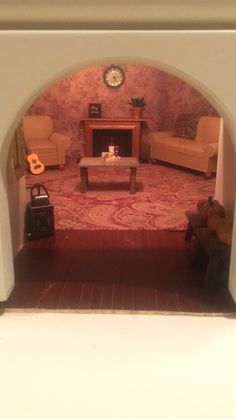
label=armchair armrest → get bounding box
[50,132,71,150]
[50,132,71,165]
[204,142,219,158]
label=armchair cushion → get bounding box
[27,140,56,154]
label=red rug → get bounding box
[26,161,215,231]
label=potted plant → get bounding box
[129,96,145,119]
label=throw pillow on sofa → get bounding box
[172,113,200,140]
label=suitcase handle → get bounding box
[30,183,49,200]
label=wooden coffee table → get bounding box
[78,157,139,194]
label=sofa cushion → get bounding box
[151,135,206,157]
[172,113,200,140]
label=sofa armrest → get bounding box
[204,142,219,158]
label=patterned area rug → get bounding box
[26,161,215,231]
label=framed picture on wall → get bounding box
[88,103,102,118]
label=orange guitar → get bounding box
[25,144,45,175]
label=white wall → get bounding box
[0,30,236,301]
[7,177,26,257]
[216,123,236,220]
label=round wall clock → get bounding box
[103,65,125,88]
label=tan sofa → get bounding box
[149,116,221,175]
[23,115,71,168]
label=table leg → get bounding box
[86,170,89,187]
[129,167,137,194]
[80,167,88,193]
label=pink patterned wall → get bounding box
[26,64,218,159]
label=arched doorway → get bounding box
[0,30,236,303]
[5,65,234,311]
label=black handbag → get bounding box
[30,183,50,207]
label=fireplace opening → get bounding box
[92,129,132,157]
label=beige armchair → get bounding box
[22,115,71,169]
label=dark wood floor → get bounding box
[1,229,235,313]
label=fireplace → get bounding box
[81,118,146,159]
[93,129,132,157]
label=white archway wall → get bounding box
[0,30,236,301]
[216,122,236,219]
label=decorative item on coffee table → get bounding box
[114,145,119,157]
[101,144,120,161]
[108,137,115,154]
